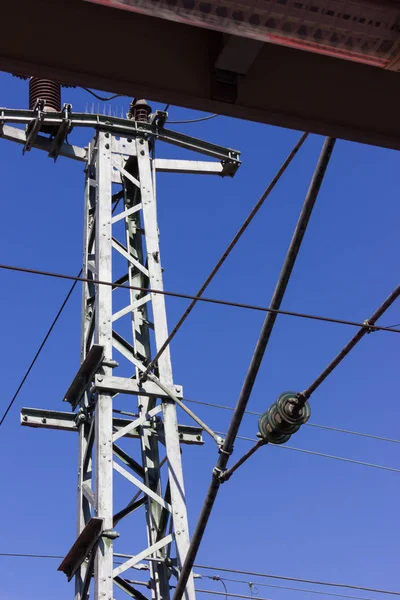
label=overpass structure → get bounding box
[1,0,400,148]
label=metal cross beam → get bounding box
[15,108,240,600]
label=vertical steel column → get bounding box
[124,161,171,600]
[136,137,196,600]
[75,141,97,600]
[94,132,114,600]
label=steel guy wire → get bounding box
[0,270,82,427]
[1,263,399,335]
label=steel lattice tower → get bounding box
[7,98,240,600]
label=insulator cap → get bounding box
[29,78,61,112]
[258,391,310,444]
[128,98,152,122]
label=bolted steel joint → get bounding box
[102,529,120,540]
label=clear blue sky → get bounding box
[0,72,399,600]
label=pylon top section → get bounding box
[0,104,241,173]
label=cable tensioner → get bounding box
[258,391,310,444]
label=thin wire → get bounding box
[167,114,219,124]
[202,575,377,600]
[183,397,400,445]
[145,132,309,375]
[3,553,400,597]
[206,576,229,600]
[80,87,124,101]
[0,270,82,427]
[1,262,400,335]
[219,432,400,473]
[195,565,400,597]
[194,590,272,600]
[0,552,63,559]
[297,284,400,405]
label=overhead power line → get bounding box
[297,283,400,408]
[167,114,219,124]
[0,552,63,559]
[172,137,337,600]
[195,565,400,597]
[184,397,400,445]
[3,552,400,597]
[229,433,400,473]
[0,271,81,427]
[201,574,375,600]
[80,87,124,101]
[1,263,399,335]
[144,132,308,375]
[195,589,271,600]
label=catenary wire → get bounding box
[296,284,400,408]
[2,553,400,597]
[145,131,308,369]
[201,574,375,600]
[183,397,400,444]
[167,114,219,124]
[195,565,400,597]
[1,262,400,334]
[209,576,229,600]
[0,270,82,427]
[80,87,124,101]
[144,132,308,375]
[172,137,338,600]
[194,590,271,600]
[216,432,400,473]
[0,188,122,429]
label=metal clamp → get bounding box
[363,319,377,334]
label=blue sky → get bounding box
[0,72,399,600]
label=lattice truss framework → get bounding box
[9,107,240,600]
[74,130,200,600]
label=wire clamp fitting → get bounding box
[218,445,232,456]
[213,467,227,482]
[363,319,377,334]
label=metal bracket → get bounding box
[95,374,183,400]
[48,103,72,161]
[58,517,103,581]
[23,111,45,153]
[0,108,241,173]
[63,344,104,409]
[21,407,204,445]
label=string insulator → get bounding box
[258,391,310,444]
